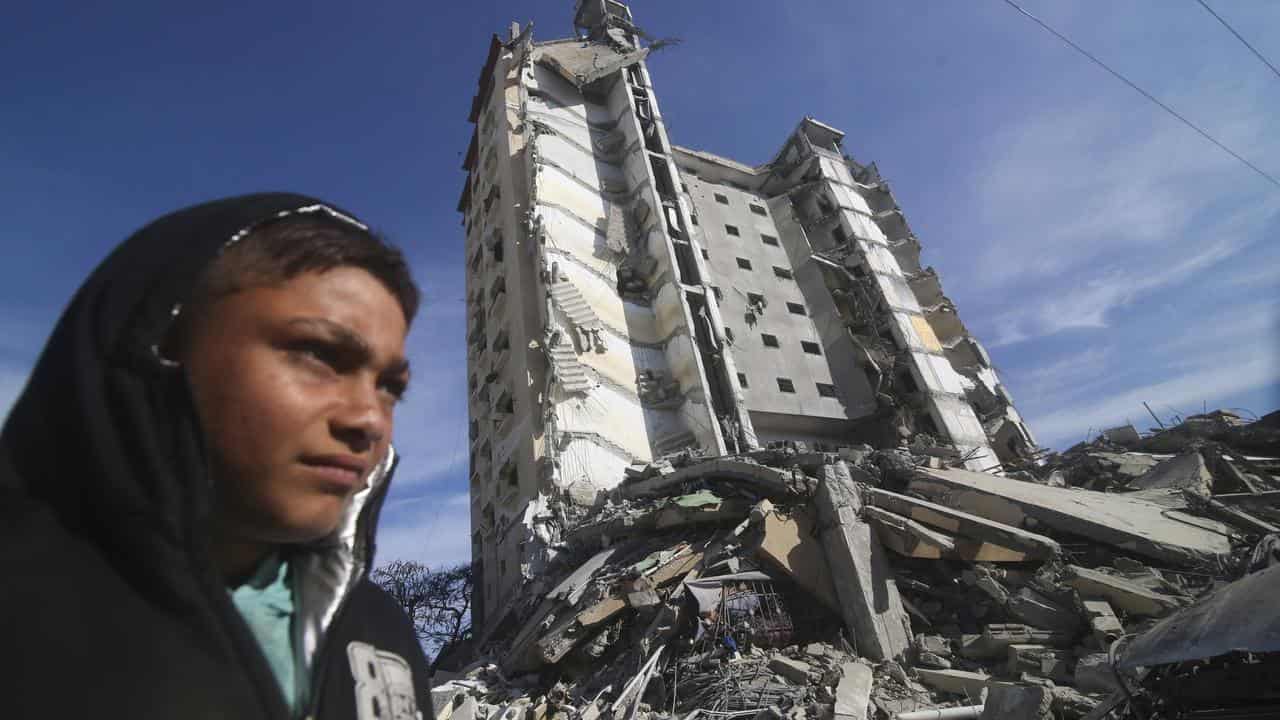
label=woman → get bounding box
[0,193,430,719]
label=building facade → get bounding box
[458,0,1037,632]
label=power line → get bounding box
[1001,0,1280,190]
[1196,0,1280,82]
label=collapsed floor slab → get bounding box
[907,467,1234,566]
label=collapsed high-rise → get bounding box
[458,1,1037,632]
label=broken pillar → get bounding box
[813,461,912,662]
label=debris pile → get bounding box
[433,410,1280,720]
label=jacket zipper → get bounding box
[301,453,396,718]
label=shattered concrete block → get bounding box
[915,634,951,657]
[833,662,873,720]
[626,588,660,608]
[431,687,462,720]
[1049,687,1099,720]
[916,652,951,669]
[958,624,1077,660]
[1006,588,1082,634]
[1006,644,1070,682]
[914,668,989,698]
[1080,599,1124,650]
[1129,451,1213,496]
[814,462,912,662]
[453,696,479,720]
[1072,653,1122,695]
[979,683,1051,720]
[1065,565,1183,617]
[768,656,812,684]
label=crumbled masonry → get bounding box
[431,408,1280,720]
[452,2,1280,717]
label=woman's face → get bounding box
[183,266,409,545]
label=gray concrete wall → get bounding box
[684,175,850,423]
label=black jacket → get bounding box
[0,194,430,719]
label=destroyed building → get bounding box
[459,0,1035,632]
[446,3,1280,719]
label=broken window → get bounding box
[737,372,748,388]
[736,257,752,271]
[761,333,779,348]
[749,203,768,216]
[786,302,807,316]
[700,248,709,260]
[773,266,794,280]
[499,460,518,488]
[714,193,728,205]
[494,390,514,416]
[801,340,822,355]
[776,377,796,393]
[747,292,766,307]
[816,382,838,398]
[724,224,740,237]
[761,234,779,247]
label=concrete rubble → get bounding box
[431,410,1280,719]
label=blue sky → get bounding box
[4,1,1277,569]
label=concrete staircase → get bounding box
[548,341,593,394]
[549,278,602,335]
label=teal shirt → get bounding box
[229,553,305,714]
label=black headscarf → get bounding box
[1,192,368,611]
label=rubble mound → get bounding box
[434,412,1280,720]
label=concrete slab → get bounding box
[834,662,874,720]
[755,507,842,613]
[865,487,1060,561]
[814,462,913,662]
[1006,588,1081,634]
[1065,565,1183,617]
[910,467,1233,566]
[863,505,957,559]
[1129,451,1212,495]
[769,656,812,684]
[915,668,989,698]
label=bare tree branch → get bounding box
[371,560,473,660]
